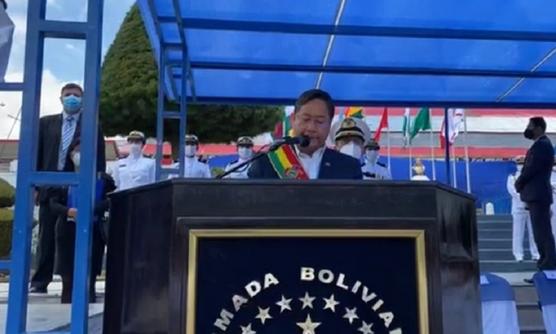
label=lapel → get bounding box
[71,114,82,145]
[51,113,63,152]
[318,148,333,178]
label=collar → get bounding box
[295,146,326,159]
[63,111,81,121]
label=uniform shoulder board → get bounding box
[377,161,386,167]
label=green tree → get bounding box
[100,4,282,144]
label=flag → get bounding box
[373,107,388,142]
[402,108,411,147]
[344,106,364,119]
[409,107,432,141]
[440,108,464,148]
[272,106,295,139]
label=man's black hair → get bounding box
[294,89,335,120]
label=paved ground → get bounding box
[0,280,104,333]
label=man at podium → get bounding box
[248,89,362,180]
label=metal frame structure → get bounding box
[4,0,104,332]
[6,0,556,333]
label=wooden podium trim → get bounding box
[187,229,429,334]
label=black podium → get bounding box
[104,180,481,334]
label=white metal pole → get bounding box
[429,109,436,181]
[463,111,471,193]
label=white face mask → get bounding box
[185,145,197,157]
[129,143,143,158]
[339,142,362,159]
[71,152,80,168]
[366,150,379,164]
[238,147,253,160]
[517,165,523,172]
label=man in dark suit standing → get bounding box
[30,83,106,293]
[515,117,556,271]
[248,89,362,180]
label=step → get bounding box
[521,326,546,334]
[478,228,513,238]
[480,249,538,261]
[517,302,544,329]
[513,285,538,304]
[479,239,534,249]
[480,261,537,272]
[478,222,513,230]
[478,215,513,222]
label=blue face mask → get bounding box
[62,95,82,114]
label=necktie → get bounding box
[58,116,74,170]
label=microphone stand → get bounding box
[216,141,289,179]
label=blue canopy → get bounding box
[138,0,556,107]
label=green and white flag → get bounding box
[410,107,432,142]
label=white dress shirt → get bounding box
[295,146,325,180]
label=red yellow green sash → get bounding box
[267,145,309,180]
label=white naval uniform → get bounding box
[171,157,212,178]
[362,162,391,180]
[507,172,540,260]
[113,156,156,191]
[550,169,556,249]
[223,159,251,179]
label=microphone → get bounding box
[269,136,310,151]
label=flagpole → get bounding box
[428,109,436,181]
[452,142,457,188]
[444,108,451,186]
[463,111,471,193]
[387,113,391,174]
[407,108,412,179]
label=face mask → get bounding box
[62,95,82,114]
[129,143,142,158]
[238,147,253,160]
[524,128,534,140]
[185,145,197,157]
[366,150,379,164]
[71,152,80,168]
[517,165,523,172]
[339,142,362,159]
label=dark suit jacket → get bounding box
[515,135,554,204]
[248,147,363,180]
[37,113,106,203]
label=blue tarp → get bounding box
[138,0,556,107]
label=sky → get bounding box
[0,0,136,138]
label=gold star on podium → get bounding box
[343,307,359,324]
[358,321,374,334]
[255,306,272,325]
[299,292,316,309]
[276,295,293,313]
[296,314,321,334]
[240,323,256,334]
[322,294,340,312]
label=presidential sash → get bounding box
[267,145,309,180]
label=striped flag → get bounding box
[373,108,388,142]
[344,106,364,119]
[440,108,465,148]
